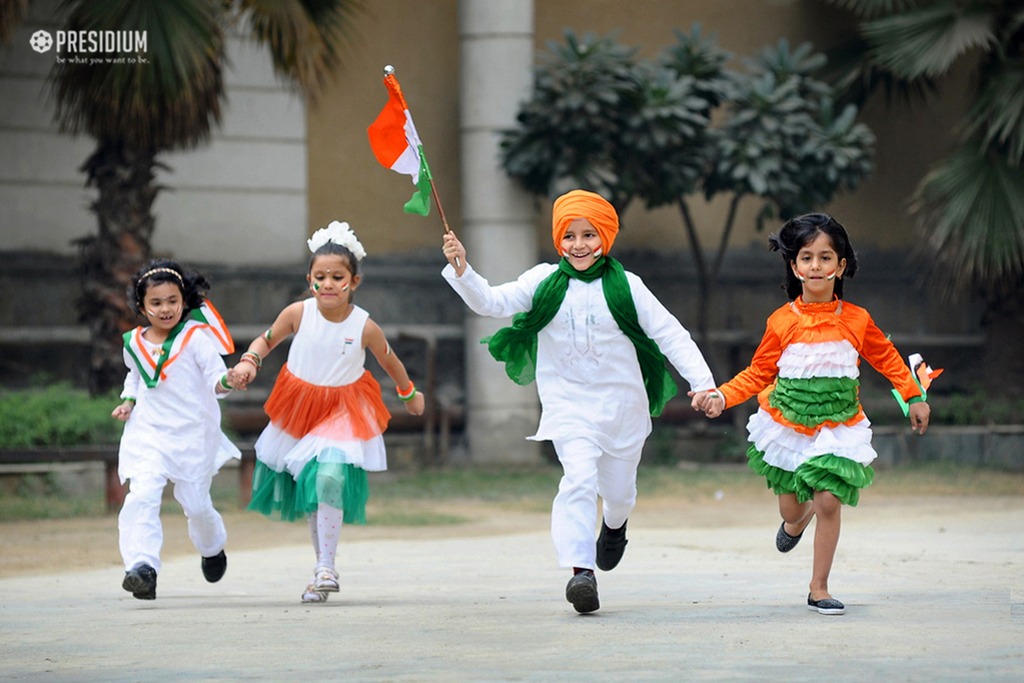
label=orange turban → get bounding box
[551,190,620,256]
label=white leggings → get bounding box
[550,438,640,570]
[118,472,226,573]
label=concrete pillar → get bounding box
[459,0,540,464]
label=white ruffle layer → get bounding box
[746,408,877,471]
[254,423,387,475]
[776,340,859,380]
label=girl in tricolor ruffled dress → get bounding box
[231,221,424,603]
[693,213,930,616]
[113,260,240,600]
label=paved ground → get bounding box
[2,496,1023,681]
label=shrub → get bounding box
[0,383,123,447]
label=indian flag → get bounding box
[367,70,432,216]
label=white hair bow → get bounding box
[306,221,367,260]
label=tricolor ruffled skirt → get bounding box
[745,375,875,506]
[248,364,391,523]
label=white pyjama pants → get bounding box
[550,438,640,570]
[118,471,227,573]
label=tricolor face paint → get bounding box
[142,282,185,335]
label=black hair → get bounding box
[308,242,360,279]
[768,213,858,300]
[129,258,210,319]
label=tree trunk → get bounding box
[75,139,159,395]
[981,286,1024,400]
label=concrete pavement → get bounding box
[2,498,1023,681]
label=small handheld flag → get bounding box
[891,353,943,416]
[367,66,435,217]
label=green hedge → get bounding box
[0,384,123,447]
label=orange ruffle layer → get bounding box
[264,364,390,441]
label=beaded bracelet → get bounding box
[397,382,417,402]
[240,350,262,370]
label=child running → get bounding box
[231,221,424,603]
[113,259,240,600]
[441,189,716,614]
[692,213,930,616]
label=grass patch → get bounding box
[2,463,1022,523]
[365,509,471,526]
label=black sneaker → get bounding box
[201,550,227,583]
[565,570,600,613]
[807,593,845,615]
[595,520,628,571]
[122,564,157,600]
[776,521,803,553]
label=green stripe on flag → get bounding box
[403,146,432,216]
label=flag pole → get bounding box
[382,65,458,267]
[383,65,451,236]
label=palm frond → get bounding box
[822,35,940,107]
[238,0,363,100]
[51,0,225,151]
[819,0,921,19]
[912,144,1024,296]
[964,59,1024,165]
[0,0,29,45]
[862,3,998,79]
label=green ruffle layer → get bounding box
[248,459,369,524]
[769,376,861,428]
[745,444,874,507]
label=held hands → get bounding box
[909,401,930,435]
[442,232,467,277]
[227,363,255,390]
[111,401,134,421]
[688,390,724,419]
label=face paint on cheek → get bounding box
[342,283,349,292]
[593,247,602,258]
[147,309,157,317]
[313,282,320,292]
[826,270,837,281]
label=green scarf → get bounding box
[481,256,677,417]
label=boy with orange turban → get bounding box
[442,189,715,613]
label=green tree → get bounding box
[818,0,1024,395]
[501,27,874,372]
[34,0,361,394]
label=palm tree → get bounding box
[46,0,361,394]
[818,0,1024,395]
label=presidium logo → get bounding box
[30,29,149,65]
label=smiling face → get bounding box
[791,231,847,303]
[307,253,360,314]
[560,218,604,271]
[142,282,185,336]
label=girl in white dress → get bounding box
[441,190,716,613]
[232,222,424,603]
[112,259,240,600]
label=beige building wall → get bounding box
[308,0,970,257]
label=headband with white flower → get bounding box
[307,221,367,261]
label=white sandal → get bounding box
[302,583,328,603]
[313,566,339,593]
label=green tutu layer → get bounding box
[746,446,874,506]
[769,376,861,428]
[248,459,369,524]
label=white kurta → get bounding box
[443,262,715,460]
[118,330,240,484]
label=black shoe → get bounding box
[595,520,629,571]
[122,564,157,600]
[201,550,227,583]
[807,593,845,615]
[565,570,600,614]
[776,521,803,553]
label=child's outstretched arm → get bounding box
[363,320,425,416]
[229,301,303,390]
